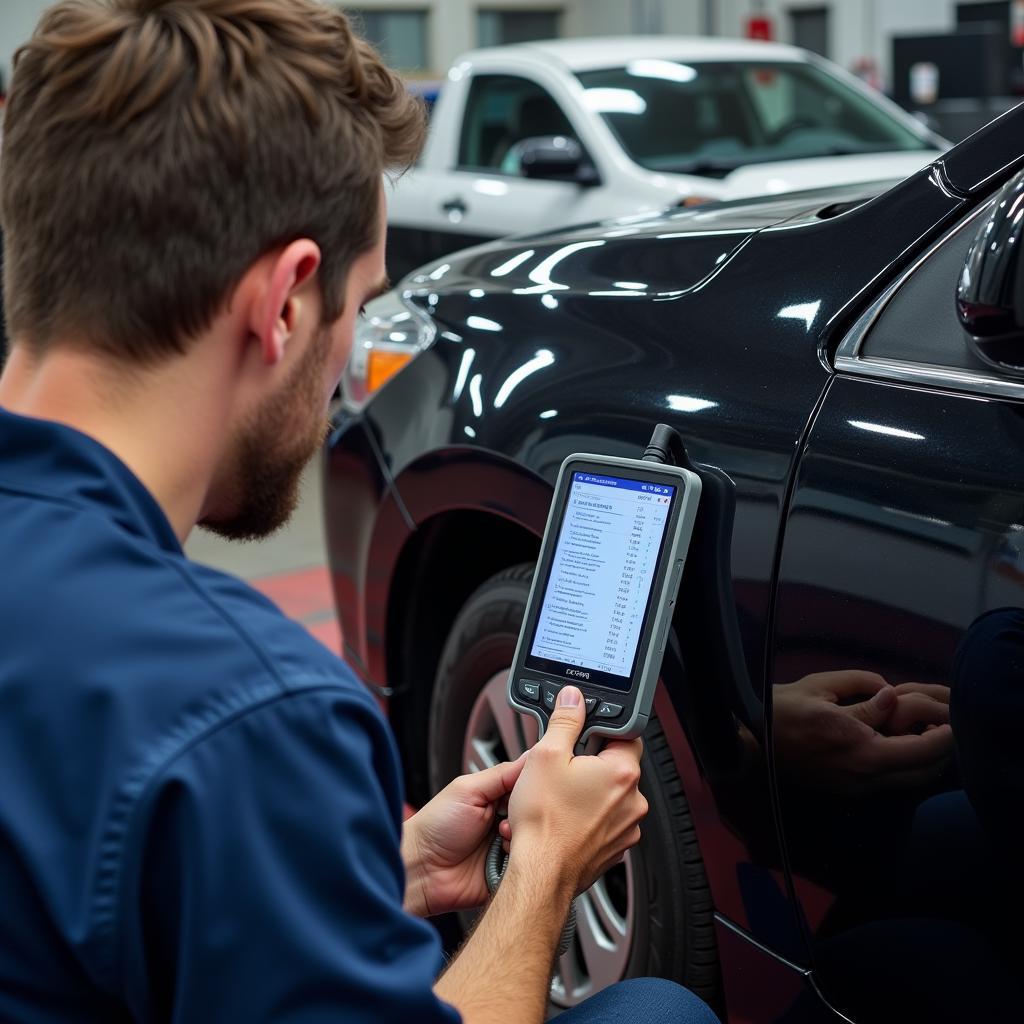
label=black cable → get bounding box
[485,831,577,958]
[642,422,685,466]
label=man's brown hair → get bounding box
[1,0,424,362]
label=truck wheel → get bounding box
[428,564,720,1009]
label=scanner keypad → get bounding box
[516,680,626,726]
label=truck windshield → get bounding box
[575,60,932,177]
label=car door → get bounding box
[771,186,1024,1022]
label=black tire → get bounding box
[428,564,720,1006]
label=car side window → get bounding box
[457,74,581,175]
[859,201,995,372]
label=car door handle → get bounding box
[442,196,468,216]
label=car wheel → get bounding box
[428,564,720,1009]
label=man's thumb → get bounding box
[848,685,896,728]
[540,686,585,750]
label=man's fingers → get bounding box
[597,736,644,768]
[892,682,951,705]
[866,724,954,773]
[458,752,529,804]
[845,685,897,728]
[815,670,889,700]
[885,692,951,734]
[537,686,586,756]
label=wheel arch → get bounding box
[378,445,550,803]
[386,509,540,803]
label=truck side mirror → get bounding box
[516,135,599,186]
[957,170,1024,372]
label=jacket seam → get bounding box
[91,681,379,996]
[162,555,292,690]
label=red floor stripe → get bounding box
[306,618,343,655]
[252,565,335,622]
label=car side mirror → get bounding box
[957,170,1024,372]
[516,135,599,186]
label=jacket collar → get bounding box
[0,406,182,554]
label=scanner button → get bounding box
[655,617,671,655]
[596,701,623,718]
[584,696,598,715]
[542,685,559,710]
[517,680,541,702]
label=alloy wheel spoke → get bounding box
[589,875,628,940]
[555,944,586,1002]
[575,887,630,988]
[483,673,525,760]
[465,736,499,773]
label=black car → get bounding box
[324,103,1024,1023]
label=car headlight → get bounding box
[342,290,436,412]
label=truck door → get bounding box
[388,71,610,280]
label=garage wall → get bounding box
[0,0,1012,92]
[714,0,997,90]
[339,0,989,80]
[563,0,701,39]
[0,0,49,90]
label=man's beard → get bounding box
[200,326,332,541]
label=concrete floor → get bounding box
[184,455,342,653]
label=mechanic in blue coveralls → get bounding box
[0,2,719,1022]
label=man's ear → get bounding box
[252,240,322,365]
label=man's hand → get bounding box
[435,686,649,1024]
[773,670,953,796]
[506,686,648,892]
[402,755,526,918]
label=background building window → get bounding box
[789,7,830,59]
[345,8,429,71]
[477,9,562,48]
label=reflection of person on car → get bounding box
[778,624,1024,1024]
[771,670,952,795]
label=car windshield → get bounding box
[575,60,931,177]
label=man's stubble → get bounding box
[200,325,333,542]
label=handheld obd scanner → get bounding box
[506,424,702,742]
[486,425,702,954]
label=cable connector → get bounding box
[642,423,686,466]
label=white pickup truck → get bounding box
[386,36,946,281]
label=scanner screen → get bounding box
[530,472,675,682]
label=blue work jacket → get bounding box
[0,407,460,1023]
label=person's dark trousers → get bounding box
[555,978,720,1023]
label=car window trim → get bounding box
[831,198,1024,402]
[453,71,598,178]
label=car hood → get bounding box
[405,176,897,298]
[679,150,943,201]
